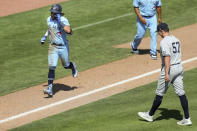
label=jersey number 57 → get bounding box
[172,42,180,53]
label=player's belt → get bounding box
[170,62,181,66]
[142,15,153,18]
[51,43,64,46]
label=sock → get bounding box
[149,95,163,116]
[179,95,189,119]
[48,69,55,86]
[64,62,72,69]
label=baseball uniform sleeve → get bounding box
[156,0,162,7]
[161,42,170,56]
[60,17,70,27]
[133,0,139,7]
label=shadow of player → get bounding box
[137,49,160,55]
[43,83,78,98]
[52,83,78,95]
[154,108,183,121]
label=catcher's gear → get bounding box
[50,4,62,14]
[40,36,47,45]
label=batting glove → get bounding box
[55,14,61,23]
[40,36,47,45]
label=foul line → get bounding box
[72,13,133,31]
[0,56,197,124]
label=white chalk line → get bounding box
[72,13,133,31]
[0,56,197,124]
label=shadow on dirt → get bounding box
[43,83,78,98]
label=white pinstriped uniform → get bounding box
[156,35,185,96]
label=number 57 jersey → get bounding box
[160,35,182,67]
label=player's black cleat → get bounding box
[70,62,78,78]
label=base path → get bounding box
[0,0,69,17]
[0,23,197,130]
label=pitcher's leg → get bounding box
[172,72,190,119]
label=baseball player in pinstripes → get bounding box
[131,0,162,60]
[138,23,192,125]
[40,4,78,97]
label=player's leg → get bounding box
[148,15,157,59]
[138,68,169,122]
[172,69,192,125]
[131,17,146,54]
[59,44,78,78]
[149,68,169,115]
[44,45,58,97]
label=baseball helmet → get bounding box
[50,4,62,14]
[157,23,169,32]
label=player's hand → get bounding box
[165,74,170,82]
[139,17,146,25]
[40,36,47,45]
[55,14,61,23]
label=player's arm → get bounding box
[164,56,170,82]
[156,6,162,24]
[156,0,162,24]
[40,30,49,45]
[134,7,146,24]
[64,26,72,35]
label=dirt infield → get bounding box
[0,1,197,130]
[0,0,69,17]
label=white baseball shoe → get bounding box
[138,111,153,122]
[43,84,53,97]
[150,54,157,60]
[177,118,192,126]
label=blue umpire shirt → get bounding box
[133,0,162,17]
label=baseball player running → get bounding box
[138,23,192,126]
[40,4,78,97]
[131,0,162,60]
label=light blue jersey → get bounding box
[47,16,70,45]
[133,0,161,16]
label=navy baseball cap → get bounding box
[50,4,62,14]
[157,23,169,32]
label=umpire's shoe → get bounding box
[138,111,153,122]
[71,62,78,78]
[43,84,53,97]
[177,118,192,126]
[150,53,157,60]
[131,46,140,54]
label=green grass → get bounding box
[11,68,197,131]
[0,0,197,96]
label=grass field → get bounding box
[0,0,197,96]
[11,68,197,131]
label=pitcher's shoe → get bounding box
[71,62,78,78]
[177,118,192,126]
[138,111,153,122]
